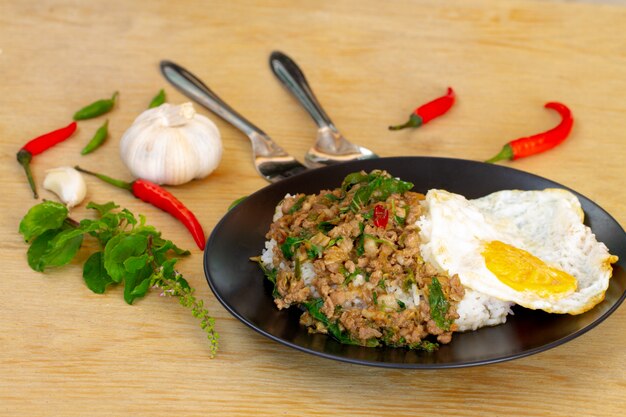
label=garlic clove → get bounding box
[43,166,87,208]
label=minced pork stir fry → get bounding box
[253,170,464,351]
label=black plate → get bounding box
[204,157,626,368]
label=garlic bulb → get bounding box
[119,102,222,185]
[43,166,87,208]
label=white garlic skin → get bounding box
[43,166,87,208]
[119,102,223,185]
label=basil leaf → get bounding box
[288,196,306,214]
[280,236,305,260]
[323,193,342,202]
[409,340,439,352]
[151,237,190,259]
[123,265,152,305]
[174,274,190,290]
[428,277,452,331]
[38,228,83,269]
[228,196,248,211]
[161,258,178,279]
[118,209,137,226]
[103,233,148,283]
[83,251,114,294]
[341,172,371,192]
[342,171,414,213]
[317,221,337,233]
[19,201,68,242]
[124,254,150,273]
[254,259,279,298]
[130,277,152,297]
[304,298,358,345]
[27,228,63,272]
[86,201,119,216]
[306,244,322,260]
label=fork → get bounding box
[160,60,307,183]
[269,51,378,168]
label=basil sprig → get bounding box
[19,200,218,356]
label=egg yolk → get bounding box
[482,240,577,298]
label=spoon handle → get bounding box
[160,60,266,138]
[269,51,334,129]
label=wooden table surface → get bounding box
[1,1,625,416]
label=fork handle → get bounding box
[269,51,335,130]
[161,60,267,138]
[160,60,291,158]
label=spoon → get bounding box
[269,51,378,168]
[160,60,307,183]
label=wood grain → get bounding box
[1,1,625,416]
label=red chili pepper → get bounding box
[486,102,573,163]
[17,121,78,198]
[75,166,206,250]
[389,87,455,130]
[373,204,389,228]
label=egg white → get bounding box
[417,189,618,314]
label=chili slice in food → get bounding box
[373,204,389,228]
[17,121,78,198]
[75,166,206,250]
[389,87,455,130]
[485,102,573,163]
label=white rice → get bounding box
[260,238,278,268]
[272,193,293,222]
[455,288,514,331]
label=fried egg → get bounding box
[417,189,618,315]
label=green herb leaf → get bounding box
[123,264,152,305]
[39,228,84,269]
[19,201,68,242]
[228,196,248,211]
[342,268,363,286]
[27,228,63,272]
[356,222,365,257]
[342,171,414,213]
[317,220,337,233]
[124,254,150,273]
[341,172,371,192]
[280,236,305,260]
[323,193,342,202]
[409,340,439,352]
[325,236,343,249]
[288,196,306,214]
[86,201,119,216]
[130,277,152,297]
[83,251,114,294]
[304,298,357,345]
[103,234,148,283]
[428,277,452,331]
[253,258,280,298]
[19,200,218,355]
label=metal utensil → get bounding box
[269,51,378,168]
[160,60,307,183]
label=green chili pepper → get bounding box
[80,120,109,155]
[73,92,118,120]
[148,89,166,108]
